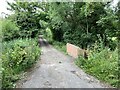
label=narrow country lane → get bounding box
[16,38,108,88]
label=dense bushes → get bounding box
[2,38,40,88]
[7,2,47,38]
[2,19,19,41]
[1,18,41,41]
[46,2,119,50]
[75,42,118,87]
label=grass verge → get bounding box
[75,48,118,87]
[50,41,66,54]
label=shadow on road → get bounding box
[38,38,50,47]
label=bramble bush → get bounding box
[2,38,40,88]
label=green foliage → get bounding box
[7,1,48,38]
[2,38,40,88]
[115,1,120,37]
[47,3,65,41]
[51,41,66,54]
[44,28,66,53]
[7,2,119,49]
[2,19,19,41]
[75,43,118,87]
[39,20,48,29]
[0,18,2,39]
[45,2,118,50]
[44,28,53,43]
